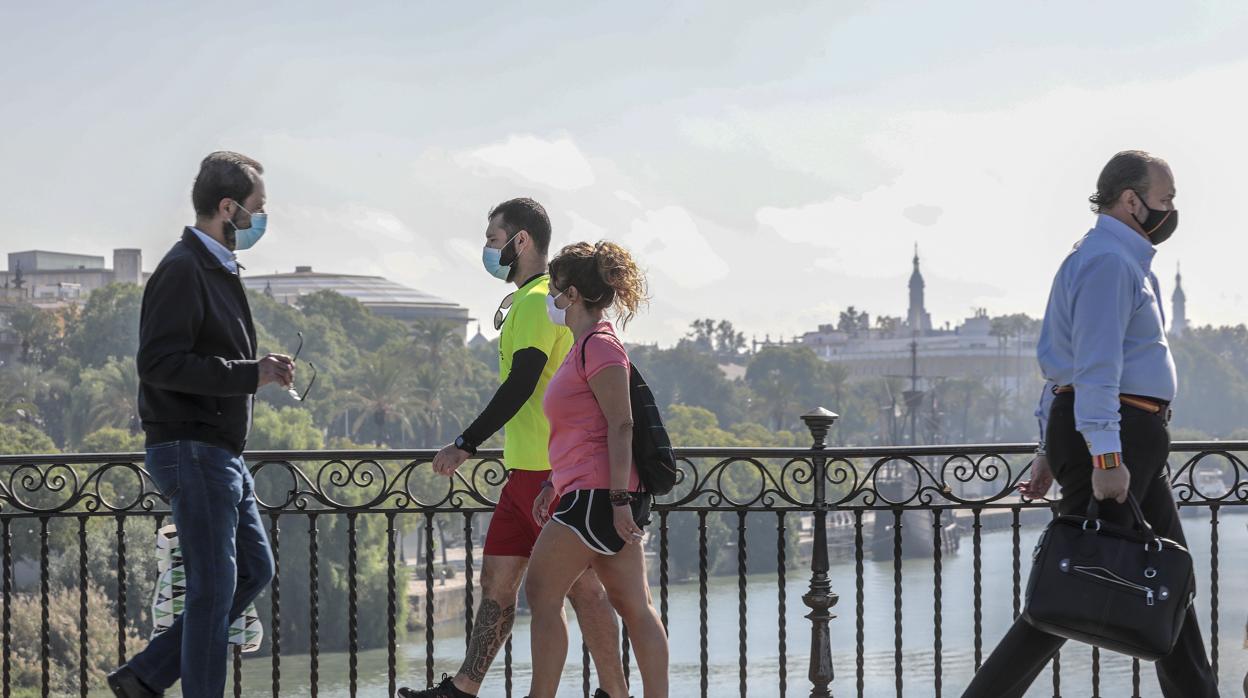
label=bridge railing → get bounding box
[1,409,1245,697]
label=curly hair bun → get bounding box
[549,241,648,327]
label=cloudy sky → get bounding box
[2,1,1246,345]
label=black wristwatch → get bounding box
[454,434,478,456]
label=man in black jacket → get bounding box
[108,152,292,698]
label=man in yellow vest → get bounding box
[399,198,629,698]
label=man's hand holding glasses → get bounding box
[274,331,318,402]
[258,354,295,389]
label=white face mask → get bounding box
[546,292,569,326]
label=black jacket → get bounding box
[136,228,259,455]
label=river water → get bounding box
[147,509,1248,697]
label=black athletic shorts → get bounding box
[550,489,651,555]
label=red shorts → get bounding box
[483,469,556,557]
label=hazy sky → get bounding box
[3,1,1247,345]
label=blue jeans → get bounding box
[129,441,274,697]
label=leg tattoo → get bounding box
[458,599,516,683]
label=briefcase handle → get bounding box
[1086,492,1160,546]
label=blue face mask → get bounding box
[481,232,519,281]
[229,202,268,251]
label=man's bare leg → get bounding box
[452,555,528,695]
[568,569,629,698]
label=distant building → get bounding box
[907,244,932,334]
[1171,263,1188,337]
[1,248,147,302]
[468,323,491,350]
[242,266,472,336]
[0,247,149,362]
[782,247,1040,393]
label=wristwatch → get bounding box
[454,434,478,456]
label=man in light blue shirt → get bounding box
[967,151,1216,697]
[190,227,238,274]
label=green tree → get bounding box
[87,358,141,434]
[666,404,742,448]
[1170,332,1248,437]
[838,306,870,336]
[0,363,43,426]
[714,320,747,358]
[9,304,59,366]
[684,319,716,354]
[0,422,56,455]
[745,346,826,431]
[246,403,325,451]
[411,319,462,367]
[64,283,143,368]
[338,349,416,446]
[296,290,407,354]
[79,427,145,452]
[630,345,749,426]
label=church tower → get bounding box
[1171,263,1188,337]
[907,244,932,334]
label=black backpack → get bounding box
[580,331,678,495]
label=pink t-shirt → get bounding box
[543,322,641,495]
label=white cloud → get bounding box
[614,190,642,207]
[621,206,730,290]
[564,210,609,248]
[459,134,596,191]
[268,203,416,245]
[445,238,482,267]
[730,60,1248,331]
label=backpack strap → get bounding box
[579,330,613,373]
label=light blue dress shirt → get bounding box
[1035,214,1177,456]
[190,227,238,274]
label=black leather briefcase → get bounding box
[1022,493,1195,660]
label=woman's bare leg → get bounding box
[593,542,668,698]
[524,522,597,698]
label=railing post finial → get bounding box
[802,406,839,697]
[801,408,839,449]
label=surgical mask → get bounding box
[227,202,268,251]
[1131,191,1179,245]
[546,292,569,326]
[482,232,520,281]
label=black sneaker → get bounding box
[397,674,472,698]
[592,690,634,698]
[106,665,162,698]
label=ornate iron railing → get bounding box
[1,410,1245,697]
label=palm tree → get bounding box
[89,358,140,433]
[411,320,461,369]
[984,382,1012,442]
[337,351,416,446]
[823,363,850,444]
[0,364,40,425]
[410,363,451,447]
[8,305,58,366]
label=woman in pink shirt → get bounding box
[525,241,668,698]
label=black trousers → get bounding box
[963,392,1219,697]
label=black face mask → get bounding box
[498,235,518,267]
[221,205,248,251]
[1131,190,1178,245]
[498,233,523,283]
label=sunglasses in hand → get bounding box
[286,332,318,402]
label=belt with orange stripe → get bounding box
[1051,385,1172,423]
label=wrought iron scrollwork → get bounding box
[1,443,1245,515]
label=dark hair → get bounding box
[192,151,264,216]
[549,241,648,328]
[488,198,551,254]
[1089,150,1164,213]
